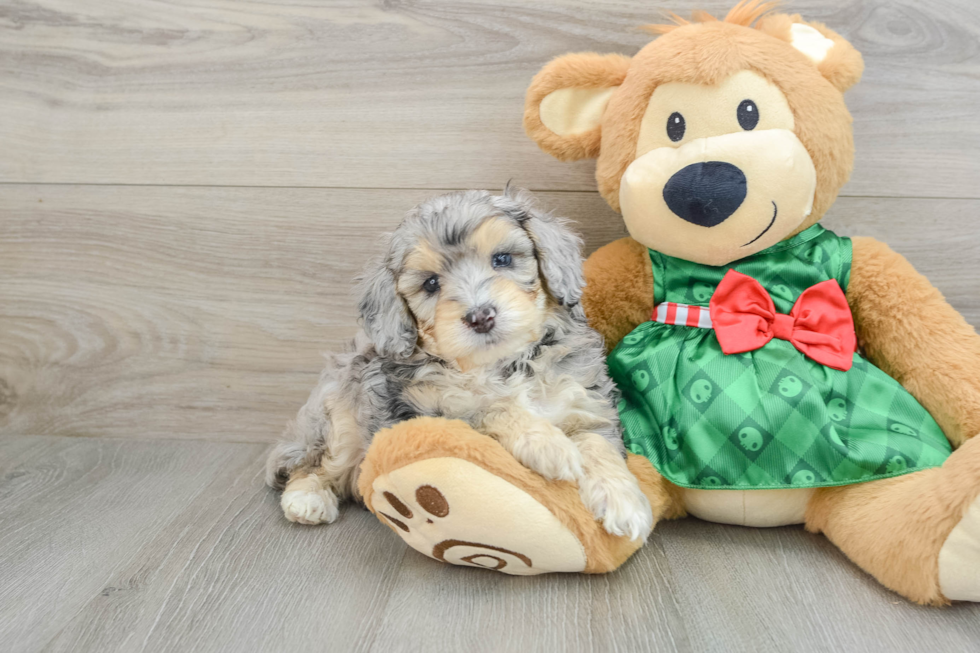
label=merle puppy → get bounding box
[266,188,653,540]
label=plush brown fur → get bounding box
[524,2,863,222]
[524,53,631,162]
[757,13,864,93]
[849,237,980,449]
[640,0,779,35]
[356,2,980,600]
[598,21,857,220]
[640,4,864,94]
[359,416,680,572]
[517,0,980,603]
[581,237,654,352]
[806,436,980,606]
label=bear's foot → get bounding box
[807,435,980,605]
[939,492,980,601]
[370,456,587,574]
[358,417,670,574]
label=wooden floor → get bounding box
[2,1,980,651]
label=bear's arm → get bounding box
[581,237,654,353]
[848,236,980,447]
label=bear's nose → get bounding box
[662,161,747,227]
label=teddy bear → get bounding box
[356,1,980,605]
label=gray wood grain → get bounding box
[368,538,693,653]
[4,436,973,653]
[1,0,978,198]
[0,184,975,444]
[2,2,980,651]
[0,185,623,443]
[41,447,408,653]
[2,186,977,444]
[0,435,265,652]
[655,518,980,652]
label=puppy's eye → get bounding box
[737,99,759,130]
[422,275,440,294]
[492,253,512,268]
[667,112,685,142]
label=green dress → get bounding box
[608,225,951,490]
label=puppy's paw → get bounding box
[510,424,584,482]
[281,487,340,525]
[579,473,653,541]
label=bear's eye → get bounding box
[666,112,685,142]
[492,252,512,268]
[737,100,759,131]
[422,275,440,294]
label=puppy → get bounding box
[266,188,653,540]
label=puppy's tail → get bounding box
[265,439,311,490]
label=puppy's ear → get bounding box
[500,187,586,317]
[357,259,417,358]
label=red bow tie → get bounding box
[709,270,857,372]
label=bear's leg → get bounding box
[358,416,682,574]
[805,435,980,605]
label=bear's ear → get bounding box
[524,52,631,162]
[760,15,864,92]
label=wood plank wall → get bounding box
[2,0,979,443]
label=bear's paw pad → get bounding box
[371,457,587,575]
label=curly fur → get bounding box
[266,189,651,538]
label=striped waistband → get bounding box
[652,302,713,329]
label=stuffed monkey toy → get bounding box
[358,1,980,605]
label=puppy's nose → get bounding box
[463,305,496,334]
[662,161,747,227]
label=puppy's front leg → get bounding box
[482,406,584,482]
[572,432,653,541]
[281,468,341,525]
